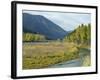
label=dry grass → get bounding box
[82,55,91,66]
[23,42,80,69]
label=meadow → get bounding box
[22,42,80,69]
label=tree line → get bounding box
[23,23,91,44]
[23,33,46,41]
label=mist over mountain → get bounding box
[23,13,68,40]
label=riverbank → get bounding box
[49,48,90,68]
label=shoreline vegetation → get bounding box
[22,24,91,69]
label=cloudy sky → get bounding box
[23,10,91,31]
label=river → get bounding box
[49,48,90,68]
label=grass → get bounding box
[79,48,91,66]
[82,55,91,66]
[22,42,80,69]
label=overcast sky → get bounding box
[23,10,91,31]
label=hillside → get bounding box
[63,24,91,45]
[23,13,68,40]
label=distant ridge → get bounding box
[23,13,68,40]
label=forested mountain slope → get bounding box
[64,24,91,45]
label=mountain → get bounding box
[63,24,91,44]
[23,13,67,40]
